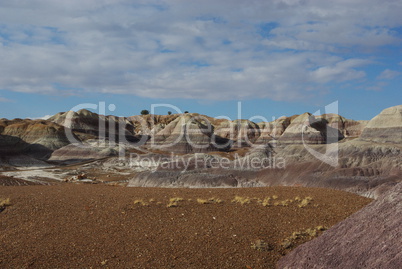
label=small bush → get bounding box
[262,197,271,207]
[0,198,11,207]
[197,198,209,204]
[0,198,11,212]
[133,199,149,206]
[231,196,251,205]
[197,198,224,204]
[251,239,273,251]
[167,197,184,208]
[281,226,327,249]
[298,197,313,208]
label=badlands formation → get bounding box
[0,104,401,268]
[0,105,400,198]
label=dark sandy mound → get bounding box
[0,185,370,269]
[278,181,402,269]
[0,175,41,186]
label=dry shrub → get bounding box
[0,198,11,207]
[197,198,224,204]
[133,199,149,206]
[251,239,273,251]
[281,226,327,249]
[0,198,11,212]
[298,196,314,208]
[294,196,302,202]
[262,197,271,207]
[167,197,184,208]
[231,196,251,205]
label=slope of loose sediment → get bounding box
[278,181,402,269]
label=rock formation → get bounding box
[147,114,229,153]
[49,109,138,143]
[278,113,344,144]
[359,105,402,143]
[127,114,179,135]
[214,119,261,147]
[0,119,70,158]
[0,105,401,200]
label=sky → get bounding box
[0,0,401,122]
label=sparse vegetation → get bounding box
[133,199,149,206]
[0,198,11,208]
[231,196,251,205]
[0,198,11,213]
[262,197,271,207]
[167,197,184,207]
[129,195,315,209]
[298,196,313,208]
[140,109,150,115]
[197,198,209,204]
[281,226,327,249]
[197,198,224,204]
[251,239,273,251]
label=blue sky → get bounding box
[0,0,401,121]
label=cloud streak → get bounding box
[0,0,401,101]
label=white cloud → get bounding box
[377,69,401,80]
[0,96,12,102]
[0,0,401,101]
[310,59,369,84]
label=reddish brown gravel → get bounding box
[0,184,372,269]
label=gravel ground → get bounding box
[0,184,372,268]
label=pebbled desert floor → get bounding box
[0,184,372,269]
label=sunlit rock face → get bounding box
[214,119,261,148]
[278,113,344,145]
[0,119,70,158]
[359,105,402,144]
[49,109,137,142]
[147,114,230,154]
